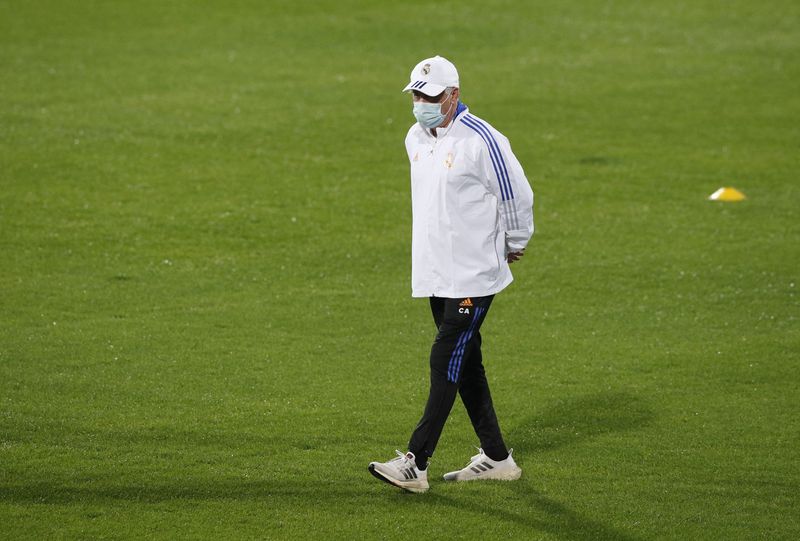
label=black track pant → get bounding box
[408,295,508,466]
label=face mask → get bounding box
[413,101,445,129]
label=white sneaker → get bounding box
[368,450,429,493]
[443,448,522,482]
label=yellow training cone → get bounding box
[708,187,746,202]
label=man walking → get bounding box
[368,56,534,493]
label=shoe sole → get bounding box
[443,467,522,482]
[368,464,429,493]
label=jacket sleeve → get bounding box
[478,132,535,253]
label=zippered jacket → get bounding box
[406,102,534,298]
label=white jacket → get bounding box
[406,103,534,298]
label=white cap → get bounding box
[402,55,459,96]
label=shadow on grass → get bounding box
[506,390,654,453]
[391,389,654,538]
[0,479,347,504]
[1,391,652,539]
[394,390,654,540]
[423,486,641,541]
[0,479,639,540]
[1,479,640,540]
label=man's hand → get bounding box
[507,250,524,264]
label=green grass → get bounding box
[1,0,799,538]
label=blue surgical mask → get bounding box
[413,101,445,129]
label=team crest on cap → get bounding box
[421,63,431,75]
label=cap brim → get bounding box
[402,81,447,96]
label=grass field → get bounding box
[2,0,799,539]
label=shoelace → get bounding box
[466,447,514,467]
[389,449,412,466]
[468,447,485,465]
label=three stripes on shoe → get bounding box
[388,459,498,483]
[470,461,494,474]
